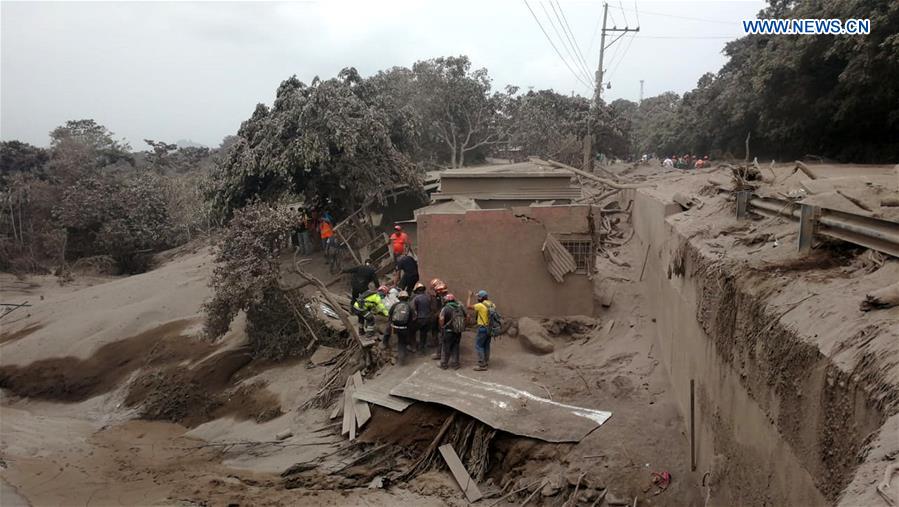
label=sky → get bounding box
[1,0,765,149]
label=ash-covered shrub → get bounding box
[203,202,298,340]
[54,173,172,273]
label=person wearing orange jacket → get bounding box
[389,225,409,257]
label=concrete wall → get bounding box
[417,205,594,317]
[631,190,827,505]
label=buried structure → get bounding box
[0,161,898,506]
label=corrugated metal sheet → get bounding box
[389,364,612,443]
[542,233,577,283]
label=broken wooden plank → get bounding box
[352,372,372,429]
[341,376,355,438]
[438,444,483,503]
[330,399,343,420]
[602,319,615,337]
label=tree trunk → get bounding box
[449,146,457,168]
[458,147,465,168]
[744,131,751,162]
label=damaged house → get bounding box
[414,162,597,317]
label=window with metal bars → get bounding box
[560,239,593,274]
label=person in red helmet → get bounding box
[437,293,466,369]
[429,279,449,360]
[389,225,409,257]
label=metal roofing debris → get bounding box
[389,364,612,443]
[543,233,578,283]
[352,369,416,412]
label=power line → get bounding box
[618,0,629,26]
[634,34,738,39]
[540,1,594,85]
[616,6,733,25]
[607,33,635,84]
[521,0,593,89]
[552,0,594,85]
[633,0,641,27]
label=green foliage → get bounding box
[630,0,899,162]
[203,202,298,339]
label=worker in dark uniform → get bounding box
[394,254,419,293]
[343,258,379,305]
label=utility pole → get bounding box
[583,2,640,171]
[639,80,644,105]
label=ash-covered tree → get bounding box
[49,120,134,177]
[630,0,899,162]
[0,141,49,177]
[411,56,511,168]
[506,89,630,165]
[203,202,296,339]
[208,68,422,220]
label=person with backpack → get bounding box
[438,294,466,369]
[353,285,389,336]
[384,290,415,365]
[411,282,431,355]
[428,278,449,361]
[467,289,500,371]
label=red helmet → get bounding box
[445,294,456,302]
[430,278,447,294]
[394,225,402,231]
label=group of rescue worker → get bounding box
[350,250,500,372]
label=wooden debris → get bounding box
[638,243,651,282]
[352,371,372,429]
[330,399,343,420]
[275,429,293,440]
[438,443,483,503]
[341,376,355,438]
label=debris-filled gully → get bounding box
[1,170,897,506]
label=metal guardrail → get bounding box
[735,191,899,258]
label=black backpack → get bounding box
[392,301,412,326]
[450,305,466,334]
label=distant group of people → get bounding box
[349,237,501,371]
[662,154,711,170]
[293,208,336,256]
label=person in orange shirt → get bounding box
[389,225,409,257]
[320,218,334,252]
